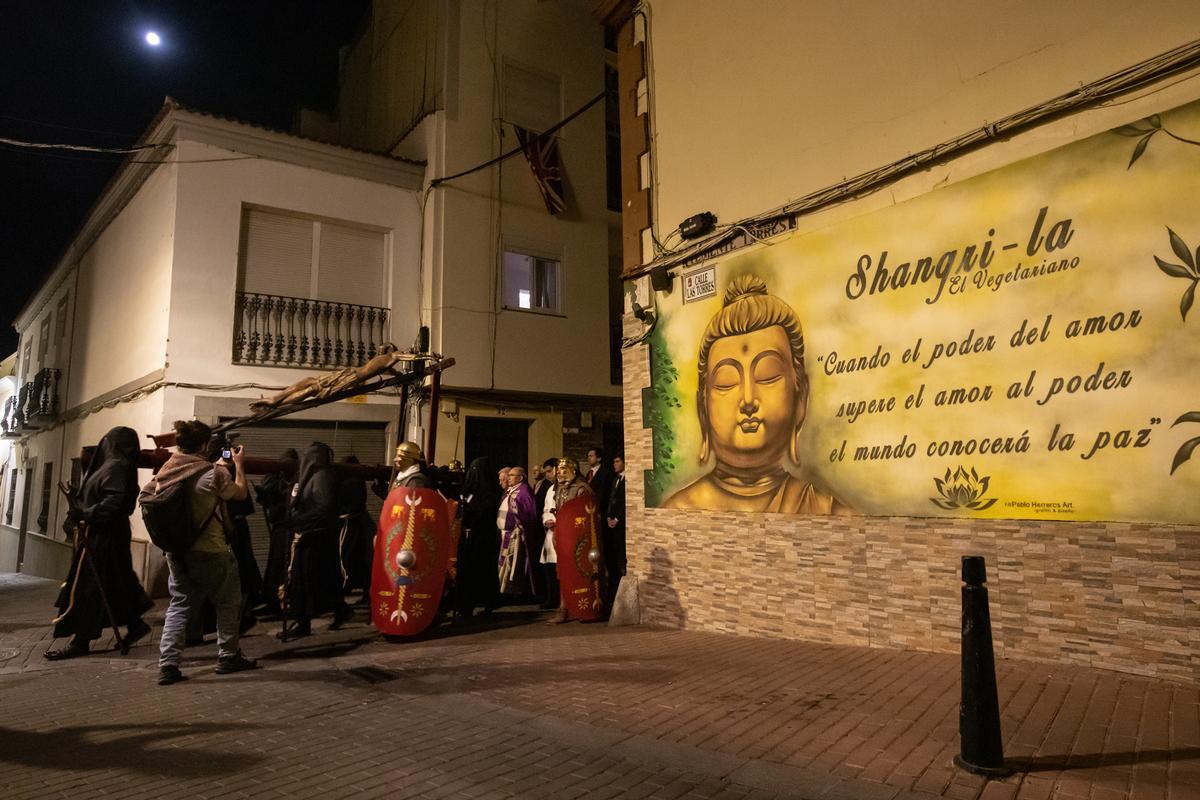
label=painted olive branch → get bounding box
[1152,227,1199,321]
[1169,411,1200,474]
[1113,114,1200,168]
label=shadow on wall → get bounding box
[646,545,686,628]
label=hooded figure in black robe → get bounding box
[46,426,153,658]
[454,457,501,621]
[336,455,373,603]
[255,447,297,613]
[282,442,351,636]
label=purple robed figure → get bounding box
[498,482,539,596]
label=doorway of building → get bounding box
[465,417,530,475]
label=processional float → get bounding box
[80,345,459,638]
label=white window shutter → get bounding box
[317,222,385,307]
[240,210,314,297]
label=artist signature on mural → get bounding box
[1002,500,1076,515]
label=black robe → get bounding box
[53,427,153,641]
[336,473,373,594]
[454,457,501,616]
[255,461,295,609]
[284,443,342,621]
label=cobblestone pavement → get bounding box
[1,573,1197,800]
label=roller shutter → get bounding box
[219,419,388,568]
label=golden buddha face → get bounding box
[700,325,806,471]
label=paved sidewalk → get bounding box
[0,573,1196,800]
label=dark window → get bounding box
[38,463,52,533]
[604,64,622,213]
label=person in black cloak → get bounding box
[336,454,373,605]
[45,426,153,659]
[454,456,502,622]
[255,447,298,614]
[282,442,352,636]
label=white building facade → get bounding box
[1,103,424,582]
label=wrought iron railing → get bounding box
[2,368,61,436]
[1,397,17,438]
[233,292,390,368]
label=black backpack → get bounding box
[138,467,221,555]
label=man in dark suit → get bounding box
[584,447,615,523]
[604,454,626,607]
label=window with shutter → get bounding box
[240,210,314,297]
[318,221,386,307]
[234,207,389,368]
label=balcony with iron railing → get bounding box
[1,368,61,437]
[233,292,390,369]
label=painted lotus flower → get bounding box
[931,466,997,511]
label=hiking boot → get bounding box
[158,665,187,686]
[215,652,259,675]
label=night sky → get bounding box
[0,1,371,356]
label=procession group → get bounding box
[41,419,627,686]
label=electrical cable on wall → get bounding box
[427,88,605,190]
[627,35,1200,280]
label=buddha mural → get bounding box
[664,274,851,514]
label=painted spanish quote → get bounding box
[645,95,1200,524]
[664,275,852,514]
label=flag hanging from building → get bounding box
[514,125,565,216]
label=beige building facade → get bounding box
[303,0,625,470]
[607,0,1200,684]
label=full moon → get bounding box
[145,31,161,46]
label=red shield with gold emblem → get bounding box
[371,486,450,636]
[553,493,605,621]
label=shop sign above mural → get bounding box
[643,98,1200,523]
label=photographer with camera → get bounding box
[146,420,260,685]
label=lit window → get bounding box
[503,251,560,313]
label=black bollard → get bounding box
[954,555,1010,776]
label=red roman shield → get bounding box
[371,486,450,636]
[553,493,605,621]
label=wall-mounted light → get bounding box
[649,265,673,294]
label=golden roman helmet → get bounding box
[395,441,424,462]
[555,457,579,483]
